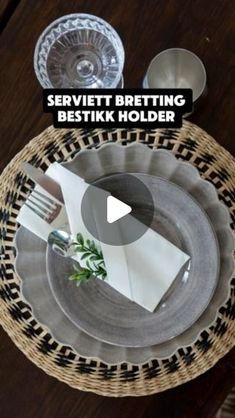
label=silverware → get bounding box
[25,185,73,258]
[48,229,75,258]
[143,48,207,108]
[25,189,62,223]
[21,162,64,204]
[22,162,74,257]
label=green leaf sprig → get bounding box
[69,233,107,286]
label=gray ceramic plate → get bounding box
[46,174,219,347]
[15,145,234,363]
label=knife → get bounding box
[21,162,64,204]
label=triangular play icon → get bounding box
[107,196,132,224]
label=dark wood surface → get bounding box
[0,0,20,33]
[0,1,234,417]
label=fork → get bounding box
[25,189,62,224]
[25,189,74,258]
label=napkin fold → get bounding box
[17,162,190,312]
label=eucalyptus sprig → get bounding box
[69,233,107,286]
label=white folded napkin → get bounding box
[17,162,190,312]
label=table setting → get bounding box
[0,122,234,396]
[0,11,235,400]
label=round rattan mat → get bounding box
[0,121,234,396]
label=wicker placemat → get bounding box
[0,121,234,396]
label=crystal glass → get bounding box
[34,14,124,88]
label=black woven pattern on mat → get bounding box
[0,127,234,384]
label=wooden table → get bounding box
[0,1,234,417]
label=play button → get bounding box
[81,173,154,246]
[107,196,132,223]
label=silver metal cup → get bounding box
[143,48,207,107]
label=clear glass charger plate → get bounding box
[15,144,234,364]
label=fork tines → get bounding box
[25,189,62,223]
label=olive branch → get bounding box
[69,233,107,286]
